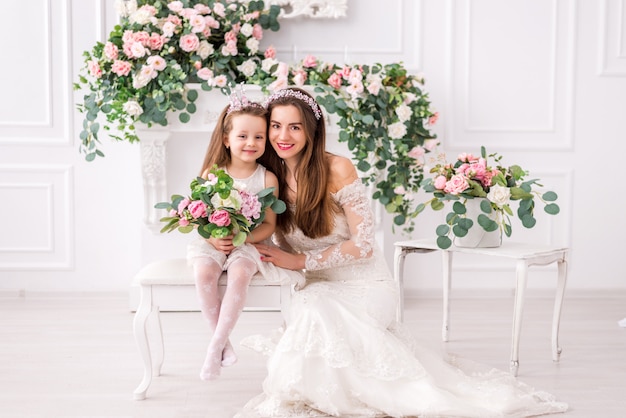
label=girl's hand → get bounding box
[208,236,234,255]
[254,244,306,271]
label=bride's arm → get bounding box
[302,156,374,271]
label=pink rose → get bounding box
[428,111,439,126]
[292,69,307,86]
[408,146,425,160]
[179,34,199,52]
[188,200,207,219]
[209,210,231,227]
[264,45,276,59]
[179,218,190,227]
[444,174,469,195]
[252,23,263,40]
[87,60,102,78]
[167,1,184,13]
[434,175,447,190]
[177,197,190,215]
[197,67,214,81]
[328,73,343,89]
[104,42,118,60]
[148,33,165,50]
[302,55,317,68]
[423,139,438,151]
[111,60,132,77]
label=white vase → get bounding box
[453,198,502,248]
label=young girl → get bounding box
[187,96,279,381]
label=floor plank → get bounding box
[0,291,624,417]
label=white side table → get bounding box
[393,239,569,376]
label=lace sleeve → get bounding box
[303,179,375,271]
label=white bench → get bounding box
[132,258,293,400]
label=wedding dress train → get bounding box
[237,180,568,418]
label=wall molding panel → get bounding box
[0,0,71,145]
[445,0,577,151]
[598,0,626,76]
[0,165,74,271]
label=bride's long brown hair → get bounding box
[260,88,337,238]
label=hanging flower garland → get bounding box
[75,0,439,234]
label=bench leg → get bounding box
[133,285,154,400]
[552,259,568,362]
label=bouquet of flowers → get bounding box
[417,146,560,249]
[155,167,286,246]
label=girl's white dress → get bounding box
[237,179,568,418]
[187,165,303,286]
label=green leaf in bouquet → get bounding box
[431,200,445,211]
[504,222,513,237]
[257,187,275,198]
[542,191,558,202]
[271,199,287,214]
[457,218,473,231]
[452,224,468,237]
[177,225,194,233]
[520,214,536,228]
[232,231,247,247]
[479,199,492,213]
[436,224,450,236]
[154,202,172,209]
[393,214,405,226]
[211,226,231,239]
[452,201,466,214]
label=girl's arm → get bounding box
[245,170,279,244]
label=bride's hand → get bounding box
[255,244,306,270]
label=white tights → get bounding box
[193,257,256,380]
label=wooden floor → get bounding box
[0,290,624,418]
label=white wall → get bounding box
[0,0,624,294]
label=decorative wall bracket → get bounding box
[266,0,347,18]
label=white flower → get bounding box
[240,23,253,37]
[197,40,214,60]
[487,184,511,208]
[130,8,152,25]
[237,59,258,77]
[395,103,412,122]
[388,121,407,139]
[262,58,278,73]
[115,0,136,17]
[132,72,151,89]
[245,38,259,55]
[211,189,242,210]
[123,100,143,117]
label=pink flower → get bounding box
[188,200,207,219]
[179,218,190,227]
[292,69,307,86]
[428,112,439,126]
[197,67,214,81]
[213,2,226,17]
[240,191,262,220]
[148,33,165,50]
[209,210,231,227]
[408,146,425,160]
[87,60,102,78]
[221,40,238,56]
[167,1,183,13]
[264,45,276,59]
[394,185,406,195]
[434,175,447,190]
[302,55,317,68]
[224,30,237,43]
[328,73,343,89]
[423,139,438,151]
[179,34,199,52]
[252,23,263,40]
[458,153,478,163]
[444,174,469,195]
[147,55,166,71]
[104,42,118,60]
[213,75,228,87]
[177,197,190,215]
[111,60,132,77]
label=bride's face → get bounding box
[268,104,307,163]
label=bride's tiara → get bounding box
[264,89,322,120]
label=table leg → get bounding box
[552,257,568,362]
[133,285,154,400]
[510,260,529,376]
[394,246,407,322]
[442,251,452,342]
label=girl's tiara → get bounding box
[264,89,322,120]
[226,86,263,115]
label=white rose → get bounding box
[237,59,258,77]
[388,121,407,139]
[123,100,143,117]
[197,40,214,60]
[262,58,278,73]
[487,184,511,208]
[240,23,253,37]
[211,190,242,210]
[395,103,412,122]
[246,38,259,55]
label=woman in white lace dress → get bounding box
[242,87,568,417]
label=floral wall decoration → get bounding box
[74,0,439,234]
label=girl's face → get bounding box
[268,105,307,163]
[224,114,267,165]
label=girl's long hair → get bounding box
[199,104,268,176]
[259,88,336,238]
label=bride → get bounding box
[242,87,568,417]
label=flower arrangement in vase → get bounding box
[417,146,560,249]
[156,167,286,246]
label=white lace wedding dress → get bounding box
[237,179,568,418]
